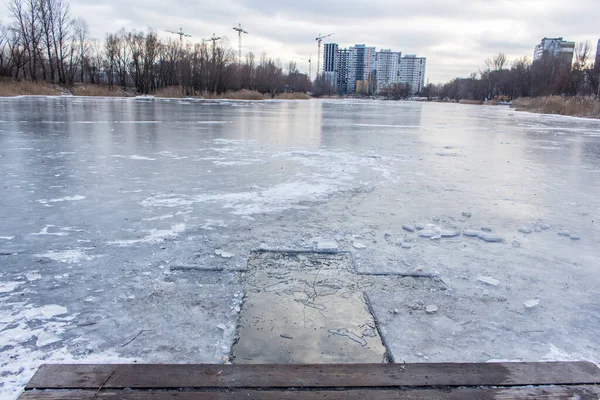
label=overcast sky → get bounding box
[2,0,599,83]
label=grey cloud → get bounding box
[1,0,599,83]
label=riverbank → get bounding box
[0,81,310,100]
[512,96,600,119]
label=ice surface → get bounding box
[1,98,600,397]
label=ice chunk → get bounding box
[40,305,68,318]
[481,227,493,232]
[401,242,413,249]
[524,299,540,309]
[534,226,542,232]
[558,230,571,236]
[463,229,480,237]
[415,223,426,231]
[539,224,551,230]
[477,276,500,286]
[462,212,472,218]
[430,234,442,240]
[478,233,504,243]
[426,305,439,314]
[418,230,438,238]
[36,331,61,347]
[0,281,24,293]
[569,234,580,240]
[215,250,234,258]
[402,224,416,232]
[518,227,533,234]
[352,241,367,249]
[317,240,338,251]
[440,229,460,238]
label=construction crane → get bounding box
[315,33,334,78]
[165,28,191,44]
[232,23,248,64]
[206,33,222,60]
[300,55,312,81]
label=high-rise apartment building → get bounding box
[322,43,339,90]
[533,37,575,65]
[348,45,376,93]
[399,55,426,94]
[336,49,350,93]
[313,41,425,95]
[375,50,402,92]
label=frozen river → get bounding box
[1,97,600,398]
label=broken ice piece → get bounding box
[352,241,367,249]
[569,234,580,240]
[401,242,413,249]
[477,276,500,286]
[35,331,61,347]
[477,233,504,243]
[430,235,442,240]
[518,227,533,234]
[539,224,551,230]
[534,226,542,232]
[481,227,493,232]
[317,240,338,251]
[558,230,571,237]
[402,224,416,232]
[415,223,426,231]
[216,250,234,258]
[463,229,480,237]
[524,299,540,309]
[440,229,460,238]
[425,305,439,314]
[462,212,472,218]
[217,324,226,331]
[418,230,438,238]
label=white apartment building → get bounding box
[533,37,575,64]
[399,55,426,94]
[375,50,402,92]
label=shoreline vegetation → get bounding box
[511,96,600,119]
[2,80,599,120]
[0,81,311,100]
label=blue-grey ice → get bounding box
[518,227,533,234]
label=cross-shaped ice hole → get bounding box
[232,250,447,364]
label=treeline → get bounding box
[0,0,311,95]
[421,44,600,101]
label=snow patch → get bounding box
[108,223,186,246]
[34,249,96,263]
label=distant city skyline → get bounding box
[1,0,599,83]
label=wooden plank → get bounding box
[17,385,600,400]
[25,362,600,390]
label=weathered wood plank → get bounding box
[25,362,600,390]
[17,385,600,400]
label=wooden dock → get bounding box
[19,362,600,399]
